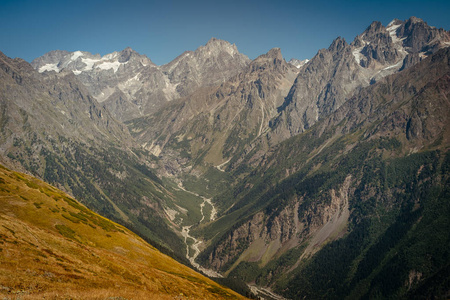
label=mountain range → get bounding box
[1,16,449,299]
[31,38,250,122]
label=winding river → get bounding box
[177,183,222,278]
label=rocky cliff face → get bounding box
[1,51,132,150]
[269,17,450,144]
[127,48,298,170]
[320,46,450,149]
[269,37,362,143]
[202,175,352,273]
[0,51,186,256]
[160,38,250,97]
[123,17,450,178]
[197,47,450,299]
[121,17,450,195]
[32,39,250,121]
[32,47,154,101]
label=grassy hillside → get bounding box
[0,164,246,299]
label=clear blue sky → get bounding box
[1,0,449,65]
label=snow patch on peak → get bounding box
[387,20,396,27]
[81,57,98,71]
[288,58,309,69]
[96,60,126,73]
[64,51,131,74]
[226,44,237,56]
[387,19,401,27]
[71,51,84,61]
[103,52,119,61]
[387,23,402,44]
[352,39,369,65]
[386,22,408,58]
[386,22,401,32]
[383,60,403,70]
[38,63,60,73]
[352,48,364,65]
[126,73,140,84]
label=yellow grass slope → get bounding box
[0,165,246,299]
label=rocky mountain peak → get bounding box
[365,21,384,35]
[355,22,390,46]
[205,37,227,47]
[387,18,403,27]
[118,47,138,62]
[118,47,154,66]
[328,37,348,52]
[198,37,241,58]
[31,50,70,66]
[407,16,425,24]
[249,48,291,74]
[160,38,250,92]
[398,16,450,54]
[267,47,283,60]
[269,16,450,145]
[253,48,283,63]
[122,46,134,52]
[0,51,37,85]
[403,16,429,34]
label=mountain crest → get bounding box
[407,16,425,24]
[387,18,403,27]
[269,16,450,145]
[249,48,291,74]
[328,37,348,52]
[253,48,284,63]
[199,37,241,58]
[266,47,283,60]
[365,20,384,35]
[117,47,153,64]
[205,37,230,47]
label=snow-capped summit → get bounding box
[31,40,250,122]
[32,48,154,75]
[288,58,309,69]
[349,16,450,83]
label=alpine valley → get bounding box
[1,16,449,299]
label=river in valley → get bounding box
[177,183,222,277]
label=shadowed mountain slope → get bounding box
[195,47,450,299]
